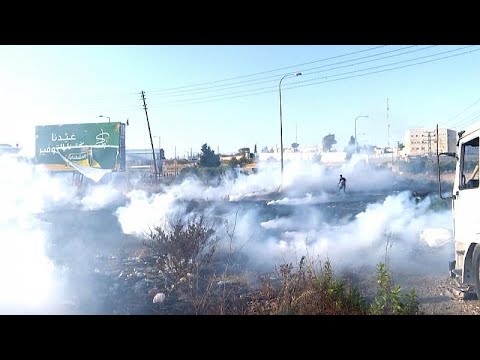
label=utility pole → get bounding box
[425,129,436,157]
[141,91,158,181]
[428,131,432,156]
[387,98,390,148]
[295,123,298,152]
[157,136,162,177]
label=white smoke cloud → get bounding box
[80,184,124,211]
[0,155,129,313]
[266,192,330,206]
[116,189,181,235]
[115,157,397,238]
[0,156,74,313]
[115,168,283,236]
[115,153,453,278]
[0,219,58,313]
[250,192,453,273]
[256,157,396,196]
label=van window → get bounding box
[461,137,479,189]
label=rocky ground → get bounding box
[403,275,480,315]
[47,170,480,315]
[340,263,480,315]
[58,243,480,315]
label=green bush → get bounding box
[370,262,419,315]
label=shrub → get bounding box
[370,262,420,315]
[246,258,368,315]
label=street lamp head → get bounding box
[355,115,369,120]
[99,114,110,122]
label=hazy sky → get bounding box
[1,45,480,158]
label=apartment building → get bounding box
[405,127,456,156]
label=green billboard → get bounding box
[35,122,126,171]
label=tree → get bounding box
[228,155,252,168]
[228,157,240,168]
[322,134,337,152]
[261,146,269,153]
[348,136,356,147]
[254,144,257,153]
[345,136,356,160]
[199,143,220,167]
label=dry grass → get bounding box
[138,216,417,315]
[245,258,367,315]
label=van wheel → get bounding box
[473,245,480,300]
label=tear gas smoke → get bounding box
[0,155,74,313]
[0,155,129,313]
[0,151,454,314]
[116,158,453,274]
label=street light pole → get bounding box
[154,136,162,176]
[354,115,368,153]
[99,115,111,123]
[279,72,302,176]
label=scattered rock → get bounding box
[153,292,165,304]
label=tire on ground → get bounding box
[473,244,480,300]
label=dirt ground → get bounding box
[390,172,480,314]
[397,274,480,315]
[344,265,480,315]
[52,170,479,315]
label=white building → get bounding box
[405,127,456,156]
[320,151,347,164]
[258,145,321,162]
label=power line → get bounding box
[462,114,480,128]
[50,46,454,112]
[446,97,480,124]
[90,46,413,107]
[447,109,480,130]
[291,45,474,86]
[285,47,479,92]
[146,46,432,99]
[441,97,480,129]
[46,46,470,115]
[142,46,480,107]
[165,46,476,105]
[147,46,419,97]
[146,45,388,94]
[299,46,432,76]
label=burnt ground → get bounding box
[35,172,480,315]
[48,241,480,315]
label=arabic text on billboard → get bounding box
[35,122,125,171]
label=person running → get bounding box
[338,174,347,193]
